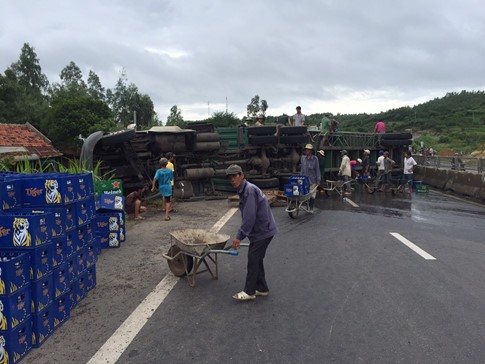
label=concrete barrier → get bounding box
[415,166,485,202]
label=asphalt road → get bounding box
[114,190,485,364]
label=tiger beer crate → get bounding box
[76,271,88,303]
[53,290,71,330]
[53,262,69,299]
[0,177,22,211]
[63,231,76,259]
[76,200,91,227]
[30,272,54,315]
[96,231,121,249]
[21,173,77,207]
[65,203,77,232]
[94,212,123,233]
[32,303,54,348]
[95,193,125,212]
[0,252,30,296]
[85,243,97,269]
[0,212,53,249]
[75,225,87,253]
[27,243,54,282]
[67,279,78,311]
[75,173,94,201]
[1,318,32,364]
[86,265,96,292]
[77,250,86,276]
[66,256,78,284]
[0,284,31,332]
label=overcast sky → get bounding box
[1,0,484,122]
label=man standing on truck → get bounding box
[292,106,305,126]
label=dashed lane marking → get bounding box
[390,232,436,260]
[88,207,239,364]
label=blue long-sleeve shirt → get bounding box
[300,155,321,185]
[236,180,278,242]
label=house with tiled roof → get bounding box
[0,122,62,160]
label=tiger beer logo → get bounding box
[114,196,123,209]
[13,218,31,247]
[25,187,43,197]
[109,217,119,231]
[0,335,8,364]
[0,301,6,331]
[109,233,119,247]
[45,180,61,204]
[0,268,5,295]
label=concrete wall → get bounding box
[415,166,485,201]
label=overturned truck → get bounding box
[80,123,412,197]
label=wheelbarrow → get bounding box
[162,228,238,287]
[284,185,318,219]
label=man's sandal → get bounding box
[232,291,256,301]
[255,290,269,297]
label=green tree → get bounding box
[60,61,86,90]
[87,70,105,101]
[206,111,240,127]
[246,95,268,118]
[166,105,185,127]
[9,43,49,94]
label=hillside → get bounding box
[300,91,485,154]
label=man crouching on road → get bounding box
[226,164,278,301]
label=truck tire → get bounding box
[249,177,280,189]
[193,142,221,151]
[279,126,307,135]
[247,126,277,136]
[195,132,220,142]
[280,135,307,144]
[248,135,278,145]
[380,139,412,146]
[380,133,412,140]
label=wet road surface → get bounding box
[115,189,485,364]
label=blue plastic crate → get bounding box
[53,290,71,330]
[93,236,101,256]
[76,173,94,200]
[75,225,87,252]
[30,272,53,314]
[51,236,65,268]
[65,203,76,232]
[53,262,69,299]
[64,231,75,259]
[85,222,94,244]
[32,304,54,348]
[0,318,32,363]
[96,194,124,211]
[85,243,96,269]
[0,252,29,296]
[289,175,310,195]
[77,251,86,276]
[28,243,54,281]
[0,284,30,331]
[0,178,22,211]
[76,200,90,227]
[86,265,96,293]
[0,212,53,248]
[119,226,125,242]
[76,272,88,303]
[97,231,121,249]
[21,173,77,206]
[68,279,78,311]
[66,256,78,284]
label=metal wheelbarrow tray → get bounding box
[162,229,237,287]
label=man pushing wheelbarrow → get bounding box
[225,164,278,301]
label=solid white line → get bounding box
[210,207,239,233]
[88,207,238,364]
[343,197,359,207]
[87,274,179,364]
[390,232,436,260]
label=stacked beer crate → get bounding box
[0,172,98,362]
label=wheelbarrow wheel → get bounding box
[288,201,299,219]
[167,245,193,277]
[365,185,376,194]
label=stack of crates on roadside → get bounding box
[283,175,311,197]
[0,171,98,359]
[94,180,126,250]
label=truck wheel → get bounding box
[247,126,277,136]
[249,177,280,189]
[279,126,307,135]
[280,135,308,144]
[248,135,278,145]
[195,132,220,142]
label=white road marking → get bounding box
[88,207,239,364]
[210,207,239,233]
[343,197,359,207]
[390,232,436,260]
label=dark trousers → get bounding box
[244,236,273,295]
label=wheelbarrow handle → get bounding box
[209,249,239,256]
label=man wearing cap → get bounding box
[243,116,253,127]
[226,164,278,301]
[292,106,305,127]
[255,116,265,126]
[361,150,371,176]
[300,144,321,211]
[338,150,351,194]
